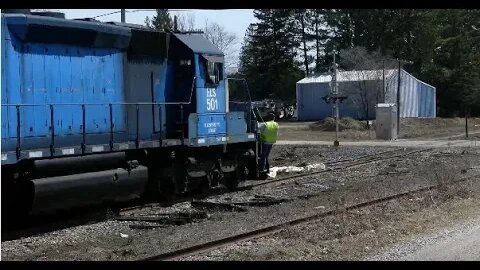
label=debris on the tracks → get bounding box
[231,196,290,207]
[191,200,247,212]
[117,211,209,226]
[378,168,410,175]
[128,224,166,230]
[116,207,208,229]
[267,163,326,178]
[120,233,129,238]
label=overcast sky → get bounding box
[53,9,255,68]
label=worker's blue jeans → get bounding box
[260,143,273,173]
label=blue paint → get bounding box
[1,14,253,159]
[226,112,247,136]
[2,28,126,140]
[197,114,226,136]
[193,54,227,138]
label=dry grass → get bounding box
[279,117,480,141]
[217,160,480,261]
[310,117,368,132]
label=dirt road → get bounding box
[367,215,480,261]
[277,118,480,142]
[277,139,480,148]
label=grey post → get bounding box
[396,59,413,135]
[333,52,339,146]
[121,9,126,23]
[397,59,401,135]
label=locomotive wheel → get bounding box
[192,177,210,198]
[236,162,248,182]
[224,172,239,191]
[158,176,176,205]
[247,159,262,180]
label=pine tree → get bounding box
[239,9,480,115]
[145,9,173,31]
[239,9,303,102]
[293,9,314,76]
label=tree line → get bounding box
[145,9,238,71]
[238,9,480,117]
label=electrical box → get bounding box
[376,103,398,140]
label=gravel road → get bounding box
[276,139,480,148]
[366,214,480,261]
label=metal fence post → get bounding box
[82,104,86,154]
[109,104,114,151]
[16,105,21,160]
[50,104,55,156]
[180,104,185,144]
[136,104,140,149]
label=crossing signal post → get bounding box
[323,53,347,147]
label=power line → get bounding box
[82,9,251,20]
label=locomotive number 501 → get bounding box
[206,88,218,111]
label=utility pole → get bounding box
[121,9,125,23]
[333,53,339,146]
[382,59,385,102]
[396,59,401,135]
[173,15,178,32]
[465,107,470,138]
[396,58,413,136]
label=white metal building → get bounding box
[296,69,436,121]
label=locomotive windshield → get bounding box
[201,55,223,87]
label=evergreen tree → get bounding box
[145,9,173,31]
[239,9,303,102]
[239,9,480,116]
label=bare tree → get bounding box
[338,47,397,120]
[170,13,239,72]
[202,20,238,70]
[176,13,196,32]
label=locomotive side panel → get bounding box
[1,14,131,163]
[124,30,169,142]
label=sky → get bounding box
[53,9,255,69]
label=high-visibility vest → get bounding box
[261,121,279,144]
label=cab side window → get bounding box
[202,58,223,86]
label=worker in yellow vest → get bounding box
[258,113,279,173]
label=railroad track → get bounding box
[139,173,476,261]
[119,148,416,213]
[2,148,427,241]
[245,147,430,190]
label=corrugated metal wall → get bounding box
[401,70,419,117]
[386,70,436,118]
[296,83,362,121]
[417,81,436,117]
[296,69,436,121]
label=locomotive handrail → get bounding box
[1,102,191,106]
[2,76,250,159]
[225,77,256,133]
[1,77,195,107]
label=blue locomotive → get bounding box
[1,10,259,215]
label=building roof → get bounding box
[174,33,224,56]
[297,69,397,84]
